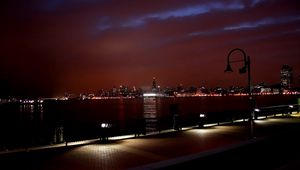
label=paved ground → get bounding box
[1,114,300,170]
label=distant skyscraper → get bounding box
[280,64,293,88]
[152,77,157,91]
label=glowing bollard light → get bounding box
[198,113,206,128]
[99,122,113,142]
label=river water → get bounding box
[0,95,298,149]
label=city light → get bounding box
[100,123,112,129]
[199,113,206,118]
[143,93,158,97]
[143,93,165,97]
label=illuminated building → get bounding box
[280,64,293,89]
[152,77,157,92]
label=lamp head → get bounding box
[239,66,247,74]
[224,64,233,72]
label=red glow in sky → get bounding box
[1,0,300,97]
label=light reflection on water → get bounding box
[143,96,159,133]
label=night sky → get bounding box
[1,0,300,97]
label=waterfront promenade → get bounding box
[1,113,300,170]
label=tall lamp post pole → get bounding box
[224,48,254,139]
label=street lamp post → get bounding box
[224,48,254,139]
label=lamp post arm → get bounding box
[226,48,247,65]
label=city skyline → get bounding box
[1,0,300,97]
